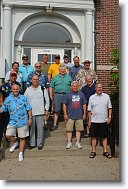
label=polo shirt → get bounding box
[19,64,34,82]
[24,86,49,116]
[50,74,72,93]
[88,93,112,123]
[48,63,60,78]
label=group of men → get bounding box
[0,53,112,161]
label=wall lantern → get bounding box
[46,4,53,13]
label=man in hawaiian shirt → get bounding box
[0,84,32,162]
[76,60,98,90]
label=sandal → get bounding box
[89,152,96,158]
[103,152,112,158]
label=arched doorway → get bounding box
[14,12,81,65]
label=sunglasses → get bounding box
[23,58,28,60]
[36,66,41,68]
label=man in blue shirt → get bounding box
[19,54,34,93]
[0,84,32,162]
[26,62,49,88]
[68,56,83,80]
[63,81,87,149]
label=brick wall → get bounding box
[95,0,119,95]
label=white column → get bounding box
[85,9,93,63]
[3,5,12,72]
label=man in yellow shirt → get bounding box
[48,54,61,83]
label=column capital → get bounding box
[84,8,94,14]
[3,4,12,11]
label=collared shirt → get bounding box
[5,71,22,85]
[0,93,32,128]
[50,74,72,93]
[76,68,98,90]
[0,80,21,101]
[19,64,34,82]
[48,63,60,78]
[88,93,112,123]
[24,86,49,116]
[26,71,49,88]
[68,65,83,81]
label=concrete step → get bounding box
[2,145,106,159]
[44,137,92,146]
[44,129,67,138]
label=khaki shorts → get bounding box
[6,125,29,138]
[66,119,84,131]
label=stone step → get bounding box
[44,129,67,138]
[2,145,107,159]
[44,137,92,146]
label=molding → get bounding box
[14,41,81,48]
[97,65,113,71]
[2,0,94,10]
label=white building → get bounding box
[0,0,95,77]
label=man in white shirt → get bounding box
[24,75,49,150]
[88,83,112,158]
[5,62,22,85]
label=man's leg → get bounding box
[36,115,44,149]
[76,130,81,143]
[29,116,36,147]
[54,112,59,126]
[67,131,72,142]
[19,138,25,152]
[91,137,97,152]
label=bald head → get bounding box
[85,74,93,86]
[11,84,20,97]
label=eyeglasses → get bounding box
[36,66,41,68]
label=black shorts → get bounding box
[91,122,108,138]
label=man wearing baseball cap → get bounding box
[63,54,73,70]
[48,54,61,83]
[19,54,34,92]
[0,71,21,144]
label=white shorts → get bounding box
[6,125,29,138]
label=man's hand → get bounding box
[83,114,86,120]
[107,117,112,124]
[64,114,68,122]
[28,118,32,126]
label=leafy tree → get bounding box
[109,49,119,102]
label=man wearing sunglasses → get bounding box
[26,62,49,89]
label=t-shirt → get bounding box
[48,63,60,78]
[63,91,87,119]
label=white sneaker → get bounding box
[9,141,18,153]
[75,142,82,149]
[18,152,24,162]
[66,142,72,149]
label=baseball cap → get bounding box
[55,54,60,59]
[22,54,28,60]
[63,54,69,58]
[10,71,17,76]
